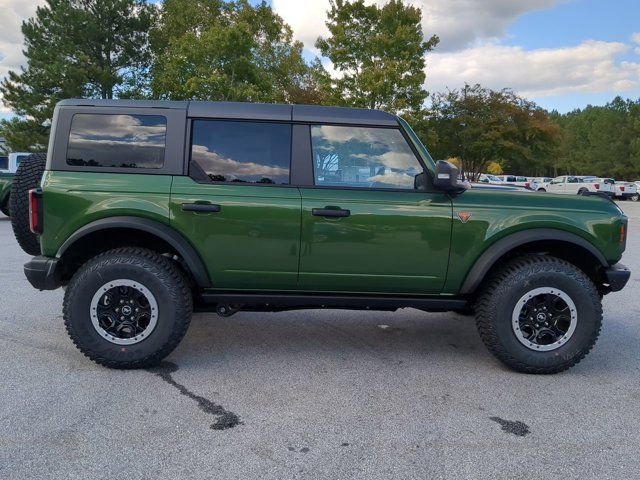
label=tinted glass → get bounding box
[67,114,166,169]
[191,120,291,184]
[0,157,7,170]
[311,126,422,189]
[15,155,29,166]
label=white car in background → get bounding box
[532,177,553,191]
[495,175,537,190]
[0,152,31,174]
[477,173,504,185]
[545,175,614,196]
[617,183,638,201]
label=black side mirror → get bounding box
[414,171,428,190]
[433,160,467,192]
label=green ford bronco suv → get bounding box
[14,99,630,373]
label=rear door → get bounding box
[297,124,452,295]
[170,119,301,290]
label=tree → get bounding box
[487,161,503,175]
[0,0,155,151]
[151,0,327,104]
[553,97,640,179]
[316,0,438,113]
[426,84,561,180]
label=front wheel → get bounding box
[475,255,602,374]
[64,248,193,369]
[630,193,639,202]
[537,188,546,192]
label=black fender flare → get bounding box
[459,228,608,294]
[57,216,211,287]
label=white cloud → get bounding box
[273,0,559,52]
[426,40,640,98]
[0,1,45,112]
[633,32,640,44]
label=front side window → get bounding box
[311,125,423,190]
[15,155,29,166]
[67,114,166,169]
[191,120,291,185]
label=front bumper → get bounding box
[24,256,61,290]
[604,263,630,292]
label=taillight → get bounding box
[620,186,625,192]
[29,188,43,234]
[525,182,530,189]
[594,183,600,190]
[620,223,626,246]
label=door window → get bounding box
[310,125,422,190]
[190,120,291,185]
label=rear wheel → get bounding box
[64,248,193,369]
[537,188,546,192]
[630,193,639,202]
[578,188,588,195]
[10,153,46,255]
[475,255,602,374]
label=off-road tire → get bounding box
[64,248,193,369]
[475,255,602,374]
[0,196,9,216]
[10,153,46,255]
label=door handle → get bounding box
[181,203,222,213]
[312,208,350,218]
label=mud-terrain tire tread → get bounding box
[475,254,602,374]
[10,153,46,255]
[63,247,193,369]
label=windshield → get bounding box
[397,116,436,173]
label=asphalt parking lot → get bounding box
[1,202,639,480]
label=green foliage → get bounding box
[425,84,561,179]
[316,0,438,113]
[0,0,155,151]
[151,0,327,104]
[552,97,640,180]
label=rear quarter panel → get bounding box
[40,171,172,256]
[443,189,625,294]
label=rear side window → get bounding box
[310,125,422,190]
[0,157,7,170]
[67,114,167,169]
[190,120,291,185]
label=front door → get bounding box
[298,125,452,295]
[171,120,301,290]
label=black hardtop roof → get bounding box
[56,99,398,126]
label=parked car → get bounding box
[532,177,553,191]
[590,178,638,202]
[477,174,504,185]
[544,176,614,196]
[495,175,537,190]
[11,99,629,374]
[0,152,33,216]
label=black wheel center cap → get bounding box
[536,312,547,322]
[122,305,132,316]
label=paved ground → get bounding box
[1,202,639,480]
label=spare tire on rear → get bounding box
[10,153,46,256]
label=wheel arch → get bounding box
[57,216,211,287]
[459,228,608,295]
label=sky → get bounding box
[1,0,639,121]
